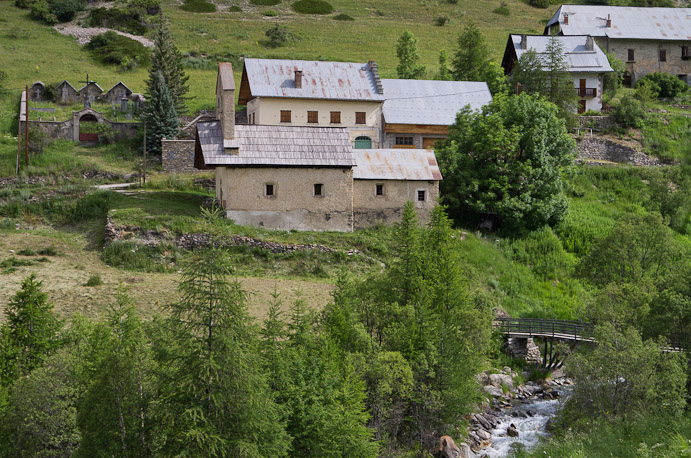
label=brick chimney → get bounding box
[586,35,594,51]
[564,13,568,25]
[606,14,611,28]
[295,70,303,89]
[216,62,236,140]
[521,34,528,49]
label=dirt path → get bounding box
[0,229,334,322]
[54,23,154,47]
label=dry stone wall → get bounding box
[577,137,664,166]
[161,139,197,173]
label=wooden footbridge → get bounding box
[493,317,684,368]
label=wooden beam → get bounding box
[384,123,449,135]
[238,66,253,106]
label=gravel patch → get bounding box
[53,24,154,47]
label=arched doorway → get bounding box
[79,114,99,143]
[354,136,372,149]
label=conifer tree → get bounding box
[451,22,488,81]
[145,14,189,114]
[436,49,452,81]
[144,70,178,155]
[396,31,426,79]
[544,36,577,115]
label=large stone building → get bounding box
[544,5,691,86]
[501,34,613,113]
[195,63,441,232]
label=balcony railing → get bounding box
[575,87,597,97]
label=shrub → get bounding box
[291,0,333,14]
[50,0,84,22]
[37,246,59,256]
[529,0,550,7]
[492,1,510,16]
[434,15,449,26]
[87,7,147,35]
[86,31,150,69]
[227,5,242,11]
[84,274,103,287]
[262,9,278,15]
[129,0,161,14]
[29,0,58,25]
[5,25,32,39]
[612,95,645,128]
[250,0,280,4]
[180,0,216,12]
[17,249,36,256]
[332,13,353,20]
[265,24,288,47]
[636,72,689,98]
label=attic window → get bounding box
[330,111,341,124]
[307,111,318,123]
[355,112,366,124]
[314,183,324,197]
[280,110,291,123]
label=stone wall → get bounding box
[107,121,140,141]
[577,116,613,131]
[577,137,663,165]
[161,139,196,173]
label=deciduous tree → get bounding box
[396,31,426,79]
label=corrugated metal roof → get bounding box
[243,58,385,102]
[381,79,492,126]
[510,35,613,72]
[546,5,691,40]
[353,149,442,181]
[197,121,355,167]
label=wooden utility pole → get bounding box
[143,120,147,186]
[25,85,29,167]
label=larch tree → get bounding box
[451,22,488,82]
[543,36,577,115]
[144,71,178,155]
[146,14,189,114]
[396,31,426,79]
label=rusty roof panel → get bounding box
[353,149,442,181]
[243,58,385,102]
[546,5,691,40]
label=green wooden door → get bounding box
[354,136,372,149]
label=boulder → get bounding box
[507,424,519,438]
[489,373,514,392]
[482,385,503,398]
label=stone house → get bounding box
[195,63,441,232]
[56,80,80,105]
[544,5,691,86]
[501,34,613,113]
[237,58,492,150]
[105,82,133,104]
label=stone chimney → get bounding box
[216,62,236,140]
[586,35,594,51]
[295,70,303,89]
[606,14,611,28]
[564,13,568,25]
[368,59,384,95]
[521,35,528,50]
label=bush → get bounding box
[332,13,353,20]
[262,9,278,15]
[29,0,58,24]
[636,72,689,98]
[84,274,103,287]
[529,0,550,7]
[612,95,645,128]
[50,0,84,22]
[492,1,510,16]
[86,31,150,69]
[180,0,216,12]
[87,7,147,35]
[265,24,288,47]
[227,5,241,11]
[434,15,449,26]
[291,0,333,14]
[250,0,280,4]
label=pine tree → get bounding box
[144,70,179,155]
[157,248,289,457]
[451,22,488,81]
[4,274,61,378]
[544,36,577,115]
[396,31,426,79]
[145,14,189,114]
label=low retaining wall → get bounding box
[577,137,663,166]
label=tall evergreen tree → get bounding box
[396,31,426,79]
[451,22,488,81]
[144,71,179,155]
[146,14,189,114]
[156,248,289,457]
[544,36,577,115]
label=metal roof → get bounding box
[510,35,613,73]
[196,121,355,167]
[546,5,691,40]
[242,58,385,102]
[353,149,442,181]
[381,79,492,126]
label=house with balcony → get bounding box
[501,34,613,113]
[544,5,691,87]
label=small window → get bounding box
[307,111,318,123]
[314,183,323,197]
[330,111,341,124]
[375,184,384,196]
[395,136,414,146]
[659,49,667,62]
[682,46,690,59]
[265,183,275,197]
[280,110,291,123]
[417,190,426,202]
[627,49,635,62]
[355,112,366,125]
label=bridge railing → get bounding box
[493,317,594,342]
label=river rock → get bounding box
[507,424,519,437]
[482,385,503,398]
[476,429,491,441]
[489,373,514,391]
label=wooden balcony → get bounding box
[575,87,597,98]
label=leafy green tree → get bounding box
[396,31,426,79]
[155,248,289,457]
[612,94,645,128]
[144,70,178,155]
[265,24,289,48]
[145,14,189,114]
[603,51,625,94]
[451,22,488,81]
[76,291,155,458]
[436,93,576,231]
[436,49,452,81]
[636,72,689,98]
[4,274,62,379]
[481,60,508,96]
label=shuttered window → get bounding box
[330,111,341,123]
[307,111,318,123]
[280,110,291,123]
[355,112,366,124]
